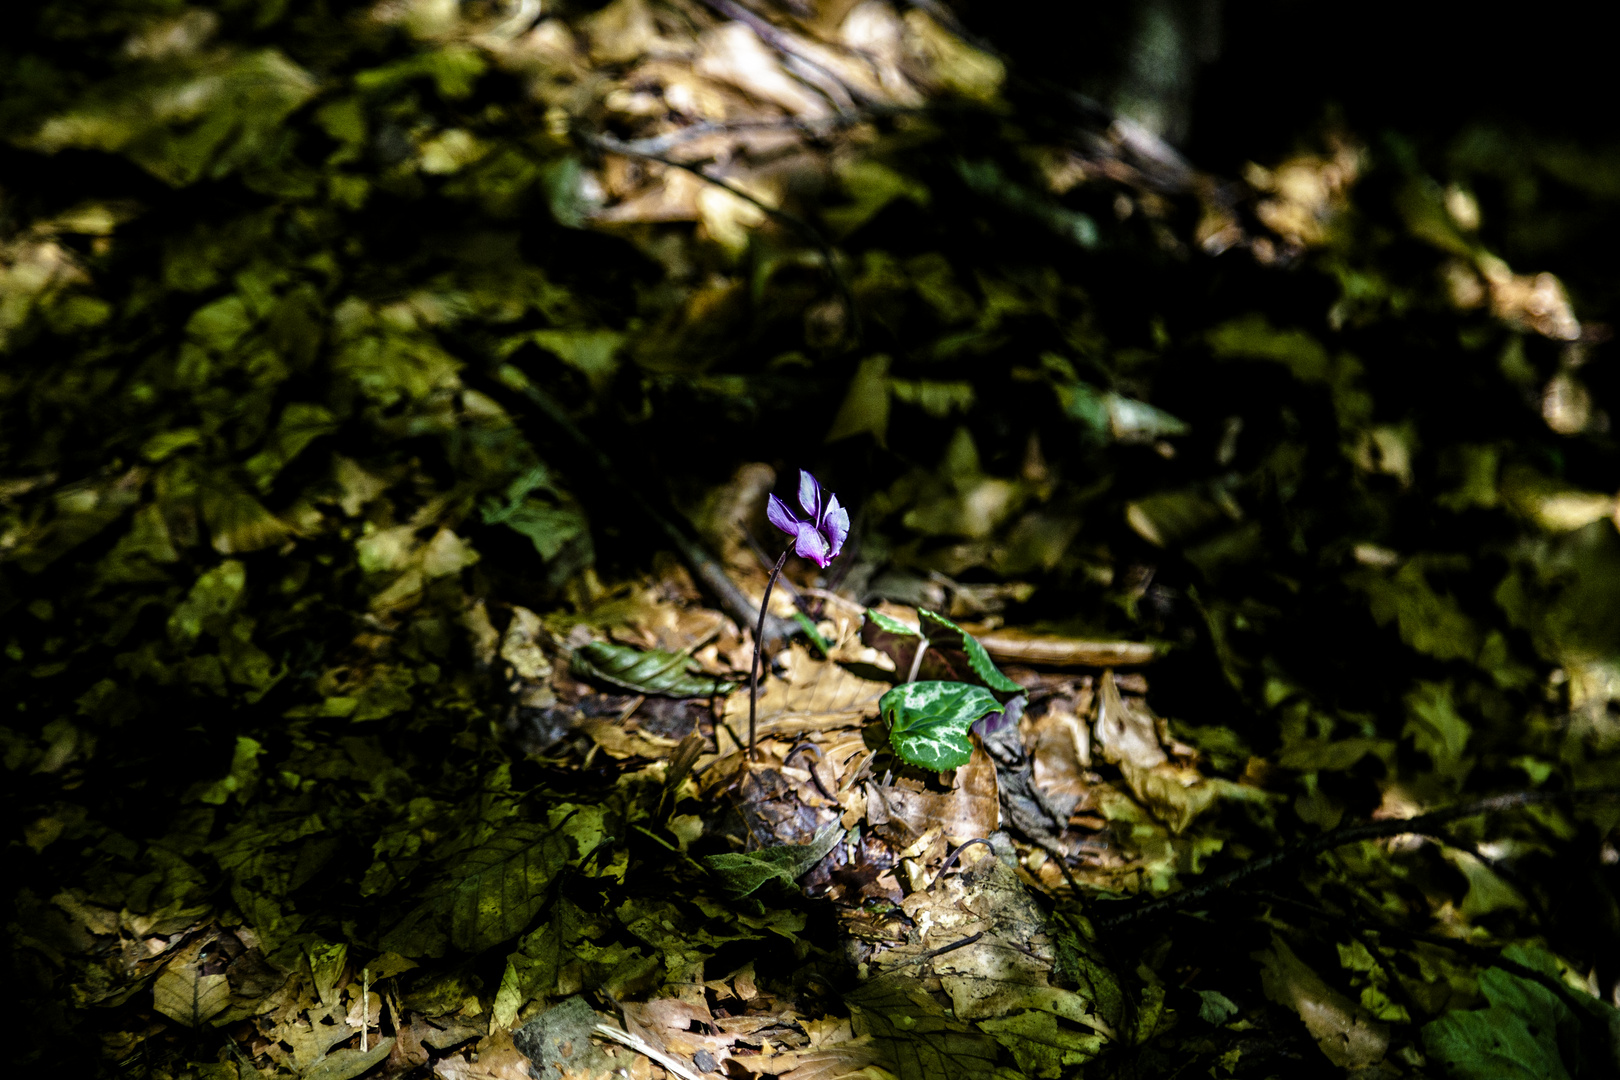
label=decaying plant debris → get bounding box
[6,2,1620,1079]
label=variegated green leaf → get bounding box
[866,608,922,637]
[919,608,1023,693]
[880,681,1002,772]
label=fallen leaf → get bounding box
[1256,933,1389,1068]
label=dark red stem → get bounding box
[748,550,790,760]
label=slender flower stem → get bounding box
[748,550,789,760]
[905,636,930,684]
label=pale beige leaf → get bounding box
[1093,671,1166,770]
[151,964,230,1027]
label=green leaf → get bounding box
[978,1008,1105,1078]
[571,641,734,697]
[866,608,922,638]
[490,502,589,562]
[1197,990,1239,1025]
[703,822,844,897]
[824,159,930,236]
[168,561,247,646]
[243,402,338,492]
[846,975,1006,1080]
[880,681,1002,772]
[481,465,590,562]
[826,354,892,445]
[512,329,625,394]
[353,45,487,100]
[792,611,830,657]
[1404,680,1474,783]
[1422,966,1582,1080]
[1052,375,1189,445]
[384,821,573,956]
[190,735,263,806]
[918,608,1022,692]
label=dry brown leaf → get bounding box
[865,739,998,846]
[1255,934,1389,1068]
[580,0,664,65]
[621,997,734,1070]
[435,1030,536,1080]
[748,1014,883,1080]
[151,963,230,1027]
[1093,671,1166,770]
[1024,686,1093,820]
[973,628,1155,668]
[1117,760,1248,836]
[500,605,552,681]
[1479,255,1581,341]
[719,645,888,749]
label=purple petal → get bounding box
[798,469,822,518]
[973,694,1026,737]
[792,525,832,567]
[766,493,803,540]
[819,494,850,560]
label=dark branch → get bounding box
[1092,787,1620,929]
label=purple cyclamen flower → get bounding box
[766,470,850,569]
[974,693,1026,738]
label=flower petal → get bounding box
[819,494,850,559]
[973,693,1026,736]
[766,493,803,539]
[792,525,832,567]
[798,469,822,518]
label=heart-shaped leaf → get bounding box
[152,963,230,1027]
[881,681,1002,772]
[866,608,922,638]
[918,609,1023,693]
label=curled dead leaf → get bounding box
[1256,934,1389,1068]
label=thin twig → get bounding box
[612,118,830,156]
[1093,787,1620,929]
[930,838,995,889]
[785,741,838,802]
[593,1022,705,1080]
[891,931,985,970]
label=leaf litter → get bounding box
[8,0,1620,1077]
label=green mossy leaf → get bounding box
[703,821,844,897]
[383,820,573,956]
[570,641,733,698]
